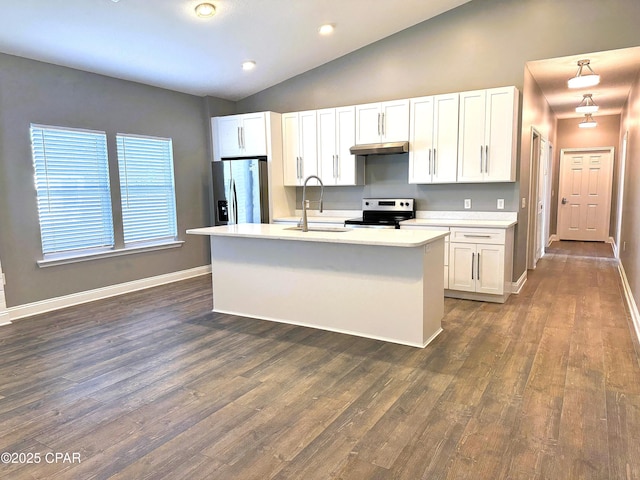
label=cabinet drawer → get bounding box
[449,227,504,244]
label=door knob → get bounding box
[561,197,567,204]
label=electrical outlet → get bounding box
[497,198,504,210]
[464,199,471,209]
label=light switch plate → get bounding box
[464,199,471,209]
[497,198,504,210]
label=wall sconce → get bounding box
[568,59,600,89]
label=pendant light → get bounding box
[568,59,600,89]
[575,93,599,114]
[578,113,597,128]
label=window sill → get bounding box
[37,240,185,268]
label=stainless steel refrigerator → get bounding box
[211,157,269,225]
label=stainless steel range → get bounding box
[344,198,415,229]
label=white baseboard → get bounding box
[618,262,640,345]
[549,234,559,244]
[8,265,211,321]
[511,270,527,294]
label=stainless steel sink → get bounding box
[284,226,351,233]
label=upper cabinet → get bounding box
[408,93,459,184]
[213,112,268,160]
[457,86,519,182]
[282,110,318,186]
[317,106,364,186]
[355,99,410,145]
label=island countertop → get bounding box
[187,224,449,248]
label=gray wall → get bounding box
[0,53,229,307]
[619,69,640,311]
[235,0,640,281]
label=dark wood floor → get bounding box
[1,240,639,479]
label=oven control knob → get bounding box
[365,201,370,206]
[400,202,405,206]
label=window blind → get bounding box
[116,134,178,245]
[30,125,114,255]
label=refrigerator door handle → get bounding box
[232,179,238,224]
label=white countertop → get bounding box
[273,210,517,229]
[187,224,449,248]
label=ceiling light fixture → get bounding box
[318,24,335,35]
[242,61,256,71]
[575,93,599,114]
[195,3,216,18]
[578,113,598,128]
[568,59,600,89]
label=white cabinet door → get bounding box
[282,111,318,186]
[432,93,459,183]
[457,89,487,183]
[449,241,505,295]
[355,103,382,145]
[282,113,300,186]
[215,116,243,159]
[355,100,409,145]
[213,113,267,160]
[476,244,505,295]
[381,99,410,143]
[449,242,476,292]
[240,113,267,157]
[484,87,517,182]
[458,87,517,183]
[409,94,458,184]
[335,106,357,185]
[408,96,435,184]
[318,107,358,186]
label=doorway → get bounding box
[527,128,551,269]
[557,147,614,242]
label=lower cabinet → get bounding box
[448,227,513,302]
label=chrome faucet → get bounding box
[300,175,324,232]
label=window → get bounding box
[30,125,114,256]
[116,134,178,245]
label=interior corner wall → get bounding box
[235,0,640,283]
[0,53,224,307]
[619,69,640,311]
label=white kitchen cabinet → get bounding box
[408,93,459,184]
[457,86,518,182]
[317,106,364,186]
[355,99,409,145]
[448,227,513,302]
[282,110,318,186]
[213,112,267,160]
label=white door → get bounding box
[557,148,614,241]
[317,108,336,184]
[215,116,242,158]
[298,110,318,183]
[534,138,545,262]
[484,87,516,182]
[282,113,300,186]
[449,243,476,292]
[240,112,267,156]
[355,103,382,144]
[476,244,504,295]
[408,96,435,183]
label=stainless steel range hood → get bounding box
[349,141,409,156]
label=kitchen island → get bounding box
[187,224,449,348]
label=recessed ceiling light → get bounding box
[195,3,216,18]
[242,61,256,71]
[318,24,335,35]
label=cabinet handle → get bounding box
[241,127,245,149]
[333,155,337,178]
[480,145,484,172]
[471,252,475,280]
[433,148,437,176]
[238,127,242,149]
[477,252,481,281]
[463,234,492,238]
[296,157,301,179]
[485,145,489,173]
[381,112,385,136]
[377,113,381,136]
[428,149,432,175]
